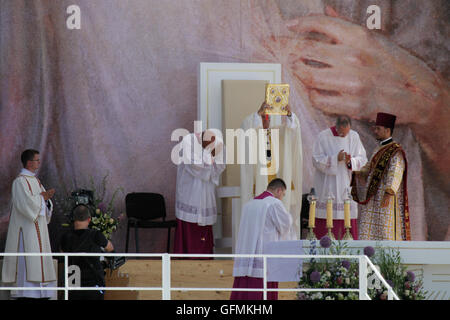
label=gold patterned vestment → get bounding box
[351,141,411,241]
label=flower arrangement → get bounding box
[88,174,124,240]
[297,236,426,300]
[297,237,359,300]
[367,246,426,300]
[58,174,124,240]
[90,203,121,240]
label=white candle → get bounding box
[326,199,333,229]
[344,200,351,228]
[308,200,316,228]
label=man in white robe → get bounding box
[231,178,296,300]
[240,102,303,242]
[2,149,57,299]
[312,116,367,239]
[174,130,226,255]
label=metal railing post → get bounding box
[162,253,171,300]
[64,255,69,300]
[388,287,393,300]
[263,256,267,300]
[359,255,368,300]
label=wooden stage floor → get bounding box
[105,259,298,300]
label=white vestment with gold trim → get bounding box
[2,169,56,298]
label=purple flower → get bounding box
[363,246,375,257]
[341,260,351,270]
[320,236,332,249]
[297,292,307,300]
[386,280,394,287]
[310,271,321,283]
[98,202,107,212]
[407,271,415,282]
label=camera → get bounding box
[102,254,127,271]
[66,189,95,222]
[72,189,93,205]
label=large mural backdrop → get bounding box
[0,0,448,252]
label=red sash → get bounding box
[254,191,273,200]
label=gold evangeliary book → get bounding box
[265,83,290,115]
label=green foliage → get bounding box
[298,240,359,300]
[297,238,426,300]
[88,173,124,240]
[368,246,427,300]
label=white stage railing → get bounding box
[0,252,399,300]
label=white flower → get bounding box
[348,293,357,300]
[312,292,323,300]
[405,290,410,296]
[325,296,334,300]
[325,271,331,277]
[345,278,350,285]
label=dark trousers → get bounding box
[69,280,105,300]
[69,289,104,300]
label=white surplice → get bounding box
[175,133,226,226]
[233,193,296,278]
[312,128,367,220]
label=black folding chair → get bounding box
[125,192,177,253]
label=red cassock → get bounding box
[174,219,214,259]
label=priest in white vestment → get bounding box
[2,149,57,299]
[240,102,303,241]
[174,130,226,256]
[312,116,367,239]
[231,178,296,300]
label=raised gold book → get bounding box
[265,83,290,115]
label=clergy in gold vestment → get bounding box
[2,150,57,299]
[240,102,303,239]
[352,113,411,241]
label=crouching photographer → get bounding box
[60,204,114,300]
